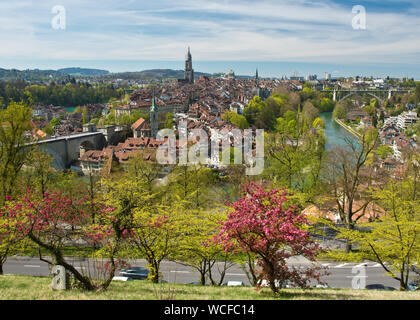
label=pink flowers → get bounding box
[216,183,327,292]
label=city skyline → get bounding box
[1,58,419,80]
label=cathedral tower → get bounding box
[255,68,259,86]
[184,47,194,84]
[150,90,159,138]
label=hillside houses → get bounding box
[121,76,274,118]
[379,115,418,164]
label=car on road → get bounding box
[119,267,149,280]
[222,281,245,287]
[112,276,134,282]
[408,280,419,291]
[365,284,396,291]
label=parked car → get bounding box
[119,267,149,280]
[407,280,419,291]
[112,276,134,282]
[365,284,396,291]
[222,281,245,287]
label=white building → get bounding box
[396,111,418,130]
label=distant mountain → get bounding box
[0,67,252,82]
[58,68,110,76]
[104,69,211,80]
[0,68,69,81]
[0,67,109,81]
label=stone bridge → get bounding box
[33,132,106,169]
[322,89,411,104]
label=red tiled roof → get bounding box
[131,118,146,130]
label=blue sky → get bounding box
[0,0,419,78]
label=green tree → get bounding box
[164,113,174,129]
[415,82,420,104]
[130,202,187,283]
[0,199,26,274]
[338,177,419,290]
[25,146,54,197]
[363,104,376,117]
[50,118,60,127]
[319,98,335,112]
[82,107,88,124]
[266,110,325,195]
[174,209,231,286]
[168,164,217,209]
[326,129,381,253]
[0,102,33,204]
[127,151,163,194]
[375,145,393,160]
[333,102,347,119]
[302,101,320,124]
[43,125,53,136]
[222,111,249,129]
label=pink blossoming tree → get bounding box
[4,189,126,291]
[217,183,328,293]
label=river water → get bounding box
[319,112,359,151]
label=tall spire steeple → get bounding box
[150,88,158,138]
[184,47,194,84]
[150,89,157,112]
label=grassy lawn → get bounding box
[0,275,419,300]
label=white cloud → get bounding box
[0,0,418,66]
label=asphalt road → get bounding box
[3,256,406,289]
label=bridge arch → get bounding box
[39,146,66,170]
[78,140,96,159]
[338,91,385,104]
[32,132,106,169]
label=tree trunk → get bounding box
[265,260,279,294]
[29,234,95,291]
[150,260,160,284]
[207,261,216,286]
[345,222,355,253]
[0,262,3,275]
[345,240,352,254]
[247,255,259,287]
[199,272,206,286]
[269,276,278,294]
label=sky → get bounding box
[0,0,419,78]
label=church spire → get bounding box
[150,88,158,138]
[150,88,157,112]
[184,46,194,84]
[255,68,259,86]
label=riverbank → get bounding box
[318,113,360,150]
[334,118,362,139]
